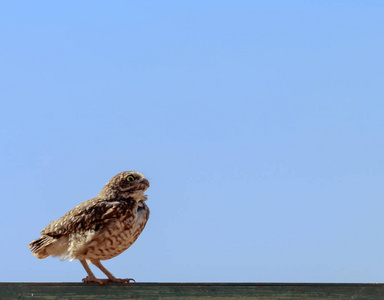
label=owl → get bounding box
[28,171,150,284]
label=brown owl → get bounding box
[28,171,150,284]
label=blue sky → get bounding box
[1,1,384,283]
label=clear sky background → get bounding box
[1,1,384,283]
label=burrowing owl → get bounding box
[28,171,150,284]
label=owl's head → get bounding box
[98,171,150,200]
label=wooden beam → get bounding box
[1,282,384,299]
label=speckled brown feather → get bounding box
[41,198,135,237]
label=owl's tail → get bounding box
[29,235,69,259]
[28,236,58,259]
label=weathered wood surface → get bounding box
[1,282,384,300]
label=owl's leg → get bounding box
[91,259,135,283]
[80,259,109,284]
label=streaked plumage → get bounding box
[28,171,150,284]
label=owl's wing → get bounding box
[41,199,136,236]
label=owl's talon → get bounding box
[109,278,136,284]
[82,276,110,284]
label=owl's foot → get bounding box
[82,276,110,284]
[82,276,136,284]
[109,278,136,284]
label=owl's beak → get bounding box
[141,179,150,189]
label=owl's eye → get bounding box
[126,175,135,182]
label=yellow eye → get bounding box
[126,175,135,182]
